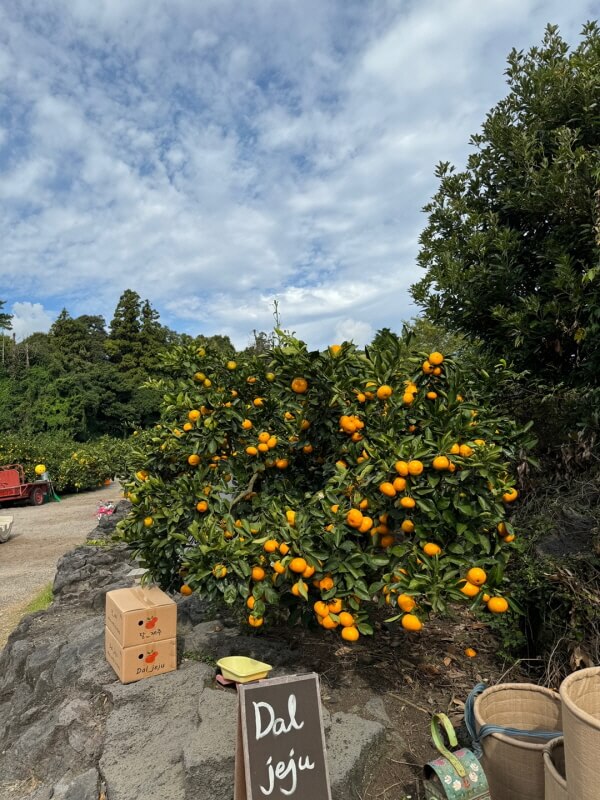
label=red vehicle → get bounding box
[0,464,50,506]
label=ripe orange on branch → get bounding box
[291,377,308,394]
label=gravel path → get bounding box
[0,483,123,648]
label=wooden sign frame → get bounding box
[234,673,332,800]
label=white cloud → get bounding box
[0,0,596,349]
[10,302,54,340]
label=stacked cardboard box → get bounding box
[105,586,177,683]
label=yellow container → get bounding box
[217,656,272,683]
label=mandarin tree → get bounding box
[119,330,533,641]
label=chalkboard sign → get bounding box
[234,673,332,800]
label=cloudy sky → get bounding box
[0,1,595,348]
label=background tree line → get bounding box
[0,290,235,440]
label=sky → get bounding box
[0,0,596,349]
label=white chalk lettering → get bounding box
[254,694,304,740]
[259,748,315,796]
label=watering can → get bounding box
[424,713,490,800]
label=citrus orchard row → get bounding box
[120,330,530,642]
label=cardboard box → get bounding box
[105,627,177,683]
[105,586,177,647]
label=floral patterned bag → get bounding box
[424,714,490,800]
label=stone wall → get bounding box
[0,502,385,800]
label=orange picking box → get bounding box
[105,586,177,647]
[105,627,177,683]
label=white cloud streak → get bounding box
[0,0,596,348]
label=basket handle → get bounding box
[430,713,467,778]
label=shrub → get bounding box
[119,331,534,641]
[0,432,129,493]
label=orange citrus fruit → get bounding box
[397,594,416,612]
[401,614,423,632]
[376,385,393,400]
[321,615,338,629]
[407,460,424,475]
[487,596,509,614]
[346,509,364,528]
[314,601,328,617]
[291,377,308,394]
[460,581,480,597]
[466,567,487,586]
[393,477,407,492]
[341,626,359,641]
[289,557,308,573]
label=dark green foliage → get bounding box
[0,292,173,438]
[413,23,600,393]
[0,291,240,440]
[0,431,130,493]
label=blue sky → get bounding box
[0,0,596,348]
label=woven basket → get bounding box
[474,683,562,800]
[559,666,600,800]
[544,737,567,800]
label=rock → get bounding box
[0,501,388,800]
[28,786,53,800]
[327,712,386,799]
[363,696,391,727]
[183,683,239,800]
[100,663,211,800]
[53,544,136,608]
[51,768,99,800]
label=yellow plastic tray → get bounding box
[217,656,273,683]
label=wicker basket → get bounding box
[559,666,600,800]
[474,683,562,800]
[544,737,567,800]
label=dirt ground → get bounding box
[0,482,123,648]
[262,609,528,799]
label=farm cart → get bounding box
[0,464,50,507]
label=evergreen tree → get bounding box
[413,23,600,389]
[106,289,143,370]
